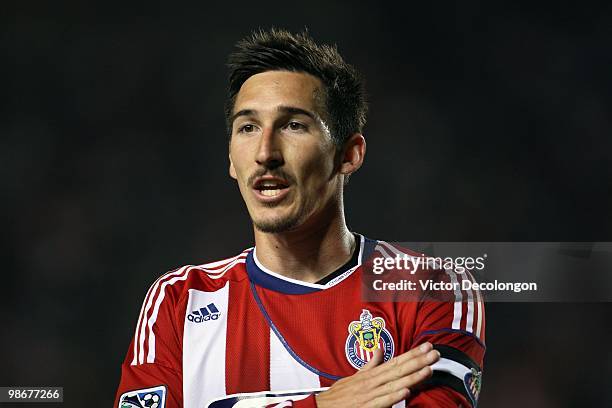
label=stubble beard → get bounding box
[252,203,309,233]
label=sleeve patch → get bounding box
[425,345,483,407]
[464,367,483,406]
[118,385,166,408]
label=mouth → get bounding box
[252,176,291,202]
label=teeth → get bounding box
[261,189,281,197]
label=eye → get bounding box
[238,123,257,133]
[285,121,307,132]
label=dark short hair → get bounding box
[225,28,367,149]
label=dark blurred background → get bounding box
[2,1,611,407]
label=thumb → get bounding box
[361,347,383,371]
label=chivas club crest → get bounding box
[345,309,394,369]
[464,367,482,405]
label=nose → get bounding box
[255,127,284,169]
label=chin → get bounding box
[253,219,297,233]
[252,212,303,233]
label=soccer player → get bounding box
[115,29,485,408]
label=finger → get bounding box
[364,342,433,379]
[391,342,433,365]
[383,364,435,395]
[361,347,383,371]
[365,351,439,399]
[389,348,440,380]
[366,387,410,408]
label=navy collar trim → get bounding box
[246,233,376,294]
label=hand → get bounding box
[315,342,440,408]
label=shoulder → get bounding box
[367,238,473,281]
[369,238,423,258]
[145,248,252,308]
[364,237,432,276]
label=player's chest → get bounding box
[187,281,404,376]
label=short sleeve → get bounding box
[114,275,186,407]
[410,269,486,407]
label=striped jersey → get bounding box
[115,234,486,408]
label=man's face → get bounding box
[228,70,340,233]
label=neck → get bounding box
[253,201,356,283]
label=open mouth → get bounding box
[253,177,290,199]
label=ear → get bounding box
[229,153,237,180]
[339,133,366,176]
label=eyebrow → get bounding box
[230,105,318,125]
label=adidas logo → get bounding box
[187,303,221,323]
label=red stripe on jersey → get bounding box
[226,280,271,394]
[133,253,248,365]
[460,299,469,332]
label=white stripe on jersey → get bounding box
[377,241,463,332]
[476,282,484,338]
[203,255,249,280]
[184,286,230,408]
[195,250,251,275]
[197,253,248,269]
[442,267,463,331]
[467,270,484,339]
[131,272,166,366]
[269,328,320,391]
[146,267,193,363]
[131,252,247,366]
[463,274,475,334]
[374,244,394,261]
[376,241,482,336]
[134,265,190,366]
[357,233,365,264]
[377,241,414,260]
[446,268,482,336]
[146,256,247,364]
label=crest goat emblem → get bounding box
[349,309,385,351]
[345,309,394,368]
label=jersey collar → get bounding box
[245,233,377,294]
